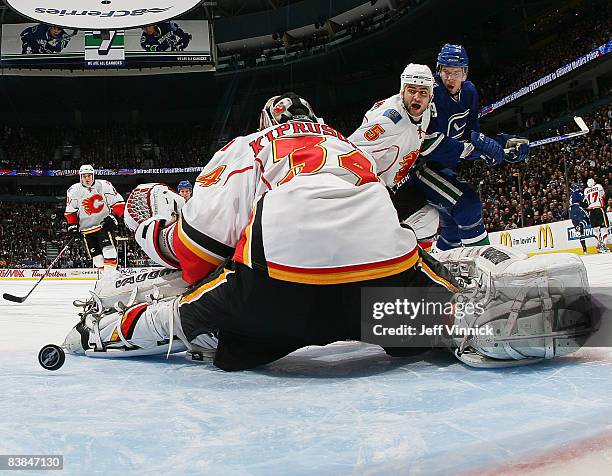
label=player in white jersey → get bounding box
[349,64,506,249]
[584,178,609,253]
[65,165,126,273]
[65,93,458,371]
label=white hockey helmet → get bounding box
[400,63,435,95]
[587,178,595,188]
[79,164,95,176]
[258,92,321,131]
[79,164,95,186]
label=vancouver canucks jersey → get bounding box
[570,190,586,207]
[569,190,588,226]
[426,75,480,168]
[140,22,191,52]
[20,24,73,54]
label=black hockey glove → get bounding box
[102,215,118,232]
[67,224,80,240]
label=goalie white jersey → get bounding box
[584,184,605,209]
[164,121,419,285]
[65,180,125,232]
[349,95,437,186]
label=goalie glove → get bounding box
[125,183,186,269]
[124,183,186,234]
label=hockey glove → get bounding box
[67,224,80,240]
[102,215,118,232]
[469,131,505,166]
[495,133,530,164]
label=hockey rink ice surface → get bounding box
[1,255,612,475]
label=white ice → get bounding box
[1,255,612,475]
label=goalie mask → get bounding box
[124,183,186,234]
[259,93,321,131]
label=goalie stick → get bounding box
[504,116,589,153]
[3,237,77,303]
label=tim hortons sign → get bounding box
[5,0,201,30]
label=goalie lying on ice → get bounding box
[64,244,595,369]
[63,94,594,370]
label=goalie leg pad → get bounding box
[436,246,593,367]
[90,268,189,310]
[64,297,199,357]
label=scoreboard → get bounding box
[0,21,214,72]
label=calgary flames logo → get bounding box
[393,149,420,184]
[82,194,104,215]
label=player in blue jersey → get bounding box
[20,24,77,55]
[569,183,590,253]
[416,44,529,250]
[140,22,192,52]
[177,180,193,201]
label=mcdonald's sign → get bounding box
[499,232,513,247]
[538,225,554,249]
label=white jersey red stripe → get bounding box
[584,184,605,209]
[169,121,418,285]
[65,179,124,231]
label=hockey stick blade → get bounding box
[3,293,27,303]
[1,237,77,304]
[573,116,589,132]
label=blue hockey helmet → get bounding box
[437,44,469,71]
[177,180,193,191]
[569,183,581,193]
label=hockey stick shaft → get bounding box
[504,116,589,153]
[527,129,589,148]
[2,237,77,303]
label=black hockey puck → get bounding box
[38,344,66,371]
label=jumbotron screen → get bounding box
[0,20,213,70]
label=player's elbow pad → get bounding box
[135,217,180,270]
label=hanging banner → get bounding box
[84,30,126,67]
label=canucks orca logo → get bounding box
[446,109,470,139]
